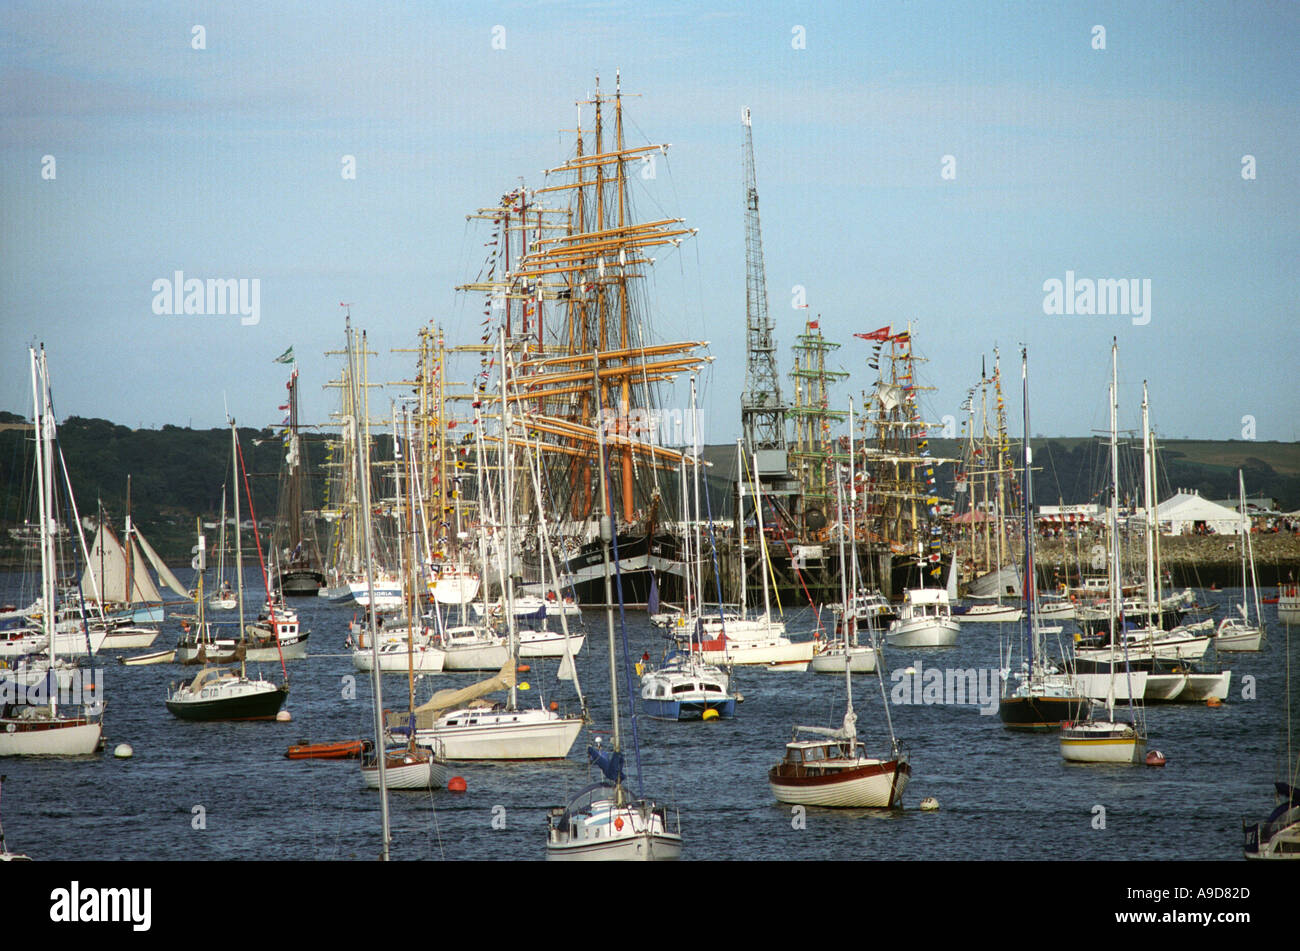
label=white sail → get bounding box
[135,528,189,599]
[80,525,162,604]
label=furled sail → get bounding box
[394,660,517,729]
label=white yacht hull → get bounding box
[441,643,511,671]
[352,644,447,673]
[1060,722,1146,764]
[517,631,586,659]
[1143,673,1186,701]
[416,712,583,760]
[1178,671,1232,702]
[1215,620,1263,652]
[886,618,959,648]
[546,799,681,861]
[361,754,450,789]
[99,627,160,649]
[769,760,910,808]
[694,641,812,671]
[0,718,102,756]
[1073,671,1149,701]
[810,645,878,673]
[957,604,1025,623]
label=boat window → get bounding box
[671,684,694,694]
[703,684,722,692]
[804,746,823,761]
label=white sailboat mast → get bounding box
[31,349,56,713]
[735,440,746,613]
[1142,383,1156,620]
[752,452,772,622]
[349,321,390,859]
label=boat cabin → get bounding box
[777,739,859,774]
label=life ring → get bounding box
[5,723,15,733]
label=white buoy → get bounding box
[114,743,134,759]
[920,797,940,811]
[276,710,292,722]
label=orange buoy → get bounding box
[448,776,467,792]
[1207,697,1223,708]
[614,816,624,830]
[517,664,531,674]
[1145,750,1166,767]
[549,701,559,711]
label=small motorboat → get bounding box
[285,739,369,760]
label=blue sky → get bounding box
[2,1,1296,444]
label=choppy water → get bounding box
[2,569,1295,862]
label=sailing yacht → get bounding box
[641,440,735,719]
[812,397,883,674]
[79,482,187,628]
[408,330,583,761]
[1060,342,1147,765]
[683,443,812,670]
[771,462,909,807]
[165,507,288,722]
[208,489,238,610]
[1215,471,1265,652]
[547,333,681,859]
[359,404,450,790]
[0,348,104,756]
[998,348,1087,730]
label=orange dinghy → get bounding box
[285,739,369,760]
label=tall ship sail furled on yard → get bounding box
[953,350,1021,601]
[460,74,711,607]
[859,325,952,593]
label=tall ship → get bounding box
[859,325,953,595]
[459,74,710,607]
[272,354,325,595]
[952,349,1021,602]
[319,320,402,607]
[787,317,848,534]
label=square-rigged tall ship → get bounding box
[457,73,711,608]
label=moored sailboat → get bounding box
[999,349,1087,731]
[547,333,681,858]
[0,347,104,757]
[770,459,910,808]
[1215,471,1265,652]
[1060,342,1146,765]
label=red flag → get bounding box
[854,326,891,341]
[808,320,819,330]
[893,331,910,342]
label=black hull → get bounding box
[550,532,685,607]
[999,694,1087,731]
[279,568,324,596]
[166,684,289,721]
